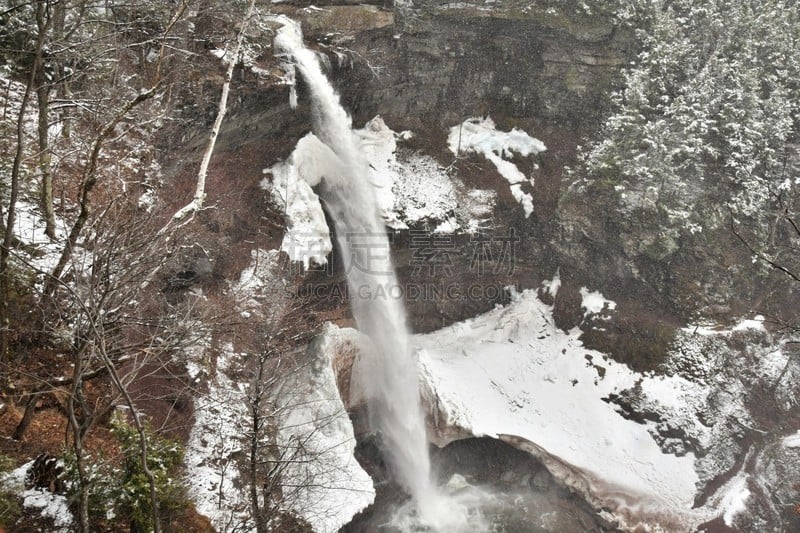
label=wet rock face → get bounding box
[342,1,633,130]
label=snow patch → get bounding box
[235,249,284,300]
[783,430,800,448]
[13,200,71,275]
[2,461,74,531]
[541,269,561,298]
[21,489,74,531]
[357,116,495,232]
[579,287,616,318]
[397,289,731,530]
[687,314,767,337]
[720,473,750,526]
[447,117,546,217]
[732,315,766,332]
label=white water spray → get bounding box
[273,18,449,524]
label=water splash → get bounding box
[273,17,448,525]
[387,475,496,532]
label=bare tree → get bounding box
[44,1,193,295]
[33,0,56,239]
[3,190,213,531]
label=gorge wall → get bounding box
[151,0,800,387]
[134,2,800,531]
[317,0,798,360]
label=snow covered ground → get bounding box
[413,287,707,530]
[183,249,374,532]
[186,332,374,533]
[184,339,253,531]
[1,76,73,279]
[184,250,285,530]
[13,199,71,275]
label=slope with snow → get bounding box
[184,340,252,530]
[1,461,74,532]
[183,249,375,531]
[184,249,284,530]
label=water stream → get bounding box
[273,18,448,526]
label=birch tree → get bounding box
[169,0,256,223]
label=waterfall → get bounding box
[273,18,444,523]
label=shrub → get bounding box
[0,454,21,528]
[63,413,188,531]
[111,415,188,531]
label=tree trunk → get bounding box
[12,392,41,441]
[250,357,267,533]
[169,0,256,223]
[41,0,63,239]
[67,353,90,533]
[51,0,71,139]
[99,344,161,533]
[35,47,56,240]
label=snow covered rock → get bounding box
[448,117,545,218]
[315,288,800,531]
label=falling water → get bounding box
[273,18,448,525]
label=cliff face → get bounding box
[312,0,798,339]
[297,2,674,370]
[172,1,636,332]
[343,1,632,129]
[158,0,799,375]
